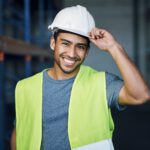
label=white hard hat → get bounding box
[48,5,95,37]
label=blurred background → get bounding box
[0,0,150,149]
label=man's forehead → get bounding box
[58,32,88,43]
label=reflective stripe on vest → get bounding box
[15,65,114,150]
[73,139,114,150]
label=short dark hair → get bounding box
[52,28,90,49]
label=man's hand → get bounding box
[88,27,119,52]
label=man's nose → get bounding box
[68,46,76,57]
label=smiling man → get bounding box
[14,5,150,150]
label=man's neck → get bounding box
[47,66,79,80]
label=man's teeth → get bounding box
[64,58,75,65]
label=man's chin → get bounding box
[61,65,80,74]
[61,68,76,74]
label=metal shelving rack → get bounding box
[0,0,62,149]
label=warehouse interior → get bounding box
[0,0,150,149]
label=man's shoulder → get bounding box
[79,65,106,83]
[16,71,43,88]
[81,65,105,74]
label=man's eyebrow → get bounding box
[60,38,72,43]
[60,38,88,47]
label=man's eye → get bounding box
[77,45,86,50]
[62,42,69,46]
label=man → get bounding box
[14,5,150,150]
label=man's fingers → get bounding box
[89,28,105,39]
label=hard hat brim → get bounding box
[48,25,90,38]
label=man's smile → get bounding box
[60,54,81,67]
[63,58,76,66]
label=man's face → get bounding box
[51,32,89,74]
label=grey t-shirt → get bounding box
[41,69,124,150]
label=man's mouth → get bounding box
[60,54,81,66]
[63,58,76,65]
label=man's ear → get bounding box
[50,37,55,50]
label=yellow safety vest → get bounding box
[15,65,114,150]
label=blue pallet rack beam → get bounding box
[0,51,5,150]
[39,0,45,47]
[24,0,31,42]
[25,55,32,77]
[0,0,3,34]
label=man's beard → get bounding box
[54,53,84,74]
